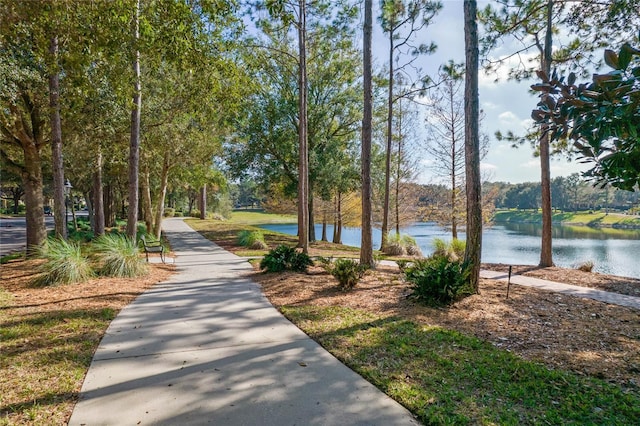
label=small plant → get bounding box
[164,207,175,217]
[92,234,148,277]
[237,230,268,250]
[328,258,367,291]
[403,256,472,306]
[395,259,413,272]
[35,238,94,286]
[577,261,595,273]
[260,245,312,273]
[431,238,465,261]
[383,233,422,256]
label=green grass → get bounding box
[494,209,640,227]
[228,210,297,225]
[186,216,363,258]
[281,305,640,425]
[1,252,24,264]
[92,234,148,277]
[0,307,117,425]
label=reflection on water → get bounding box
[259,221,640,279]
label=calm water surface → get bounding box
[258,222,640,279]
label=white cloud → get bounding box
[481,162,497,171]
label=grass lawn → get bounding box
[0,259,174,425]
[494,209,640,227]
[191,212,640,425]
[281,306,639,425]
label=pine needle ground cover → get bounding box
[0,259,174,425]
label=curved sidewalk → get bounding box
[69,218,419,426]
[480,270,640,310]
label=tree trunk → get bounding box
[321,215,327,242]
[297,0,309,253]
[92,149,105,236]
[140,166,153,235]
[49,34,66,240]
[308,192,315,242]
[335,192,343,244]
[199,184,207,220]
[463,0,482,292]
[381,27,394,251]
[450,86,458,240]
[153,153,170,239]
[539,0,554,267]
[23,144,46,254]
[360,0,374,267]
[126,0,142,240]
[71,198,77,231]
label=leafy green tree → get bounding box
[532,42,640,191]
[480,0,640,266]
[232,2,361,240]
[378,0,441,250]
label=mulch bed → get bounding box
[254,264,640,390]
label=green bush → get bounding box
[403,255,472,306]
[237,230,268,250]
[35,238,94,286]
[92,234,148,278]
[164,208,176,217]
[327,258,367,291]
[260,245,312,273]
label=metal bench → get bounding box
[141,235,165,263]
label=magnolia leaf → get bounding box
[618,44,633,70]
[531,83,552,92]
[603,49,619,69]
[531,109,546,122]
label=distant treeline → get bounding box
[417,174,640,217]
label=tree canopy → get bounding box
[532,41,640,191]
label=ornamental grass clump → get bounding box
[92,234,148,278]
[35,238,94,286]
[237,230,268,250]
[260,245,312,273]
[383,233,422,256]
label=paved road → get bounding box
[69,218,420,425]
[0,216,54,256]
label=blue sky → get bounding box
[370,0,590,184]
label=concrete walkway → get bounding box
[69,218,419,426]
[480,270,640,310]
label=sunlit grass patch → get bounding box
[280,305,640,425]
[0,308,117,425]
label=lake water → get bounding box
[258,222,640,279]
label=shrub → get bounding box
[431,238,465,261]
[577,261,595,273]
[237,230,268,250]
[190,209,201,218]
[35,238,94,286]
[92,234,148,278]
[383,233,422,256]
[403,255,472,306]
[164,208,175,217]
[327,258,367,291]
[260,245,312,273]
